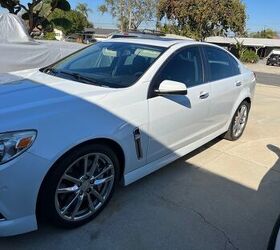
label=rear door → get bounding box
[203,45,242,132]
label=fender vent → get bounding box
[133,128,143,159]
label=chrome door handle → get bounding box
[199,91,209,99]
[235,81,242,87]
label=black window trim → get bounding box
[201,45,241,83]
[147,44,207,99]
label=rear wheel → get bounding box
[224,101,250,141]
[40,144,120,228]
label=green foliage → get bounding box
[44,31,56,40]
[0,0,71,34]
[76,2,92,18]
[234,38,246,59]
[157,0,247,41]
[49,9,93,35]
[51,0,70,11]
[250,29,278,39]
[99,0,157,31]
[240,49,259,64]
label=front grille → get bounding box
[0,213,6,221]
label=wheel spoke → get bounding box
[94,165,113,180]
[233,123,239,132]
[87,193,96,212]
[57,185,79,194]
[91,189,105,203]
[94,175,114,186]
[84,155,89,175]
[240,106,246,116]
[61,193,79,215]
[88,155,99,177]
[63,174,82,185]
[56,152,115,221]
[71,194,84,219]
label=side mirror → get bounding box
[155,80,188,95]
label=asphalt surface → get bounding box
[1,80,280,250]
[255,72,280,86]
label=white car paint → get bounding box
[0,38,256,236]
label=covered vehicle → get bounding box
[0,13,85,73]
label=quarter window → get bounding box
[204,46,240,81]
[155,46,204,88]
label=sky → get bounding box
[1,0,280,32]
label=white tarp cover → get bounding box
[0,12,33,43]
[0,13,86,73]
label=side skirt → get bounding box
[123,126,228,186]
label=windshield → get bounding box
[43,42,166,88]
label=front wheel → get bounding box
[39,144,120,228]
[223,101,250,141]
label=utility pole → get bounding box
[120,0,124,32]
[128,4,132,31]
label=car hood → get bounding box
[0,69,114,111]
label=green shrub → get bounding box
[240,50,259,63]
[44,32,57,40]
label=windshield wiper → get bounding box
[58,70,105,86]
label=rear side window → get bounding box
[155,46,204,88]
[204,46,240,81]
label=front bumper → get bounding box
[0,152,51,237]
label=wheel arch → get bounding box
[35,137,126,219]
[243,97,251,107]
[225,94,252,130]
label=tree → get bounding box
[76,2,92,18]
[49,8,93,35]
[0,0,71,34]
[99,0,158,31]
[157,0,247,41]
[250,29,278,39]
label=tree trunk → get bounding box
[28,11,35,35]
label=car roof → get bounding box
[102,38,197,48]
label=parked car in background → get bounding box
[83,38,97,44]
[267,52,280,66]
[0,38,256,237]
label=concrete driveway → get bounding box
[1,84,280,250]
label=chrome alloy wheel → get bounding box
[55,153,115,222]
[233,104,248,138]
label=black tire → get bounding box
[223,101,250,141]
[268,214,280,250]
[38,143,120,228]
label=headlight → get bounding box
[0,130,37,165]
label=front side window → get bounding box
[204,46,240,81]
[43,42,165,88]
[155,46,204,88]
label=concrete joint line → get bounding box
[150,191,238,250]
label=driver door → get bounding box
[147,46,211,163]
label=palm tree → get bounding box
[76,3,92,18]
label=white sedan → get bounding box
[0,38,256,236]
